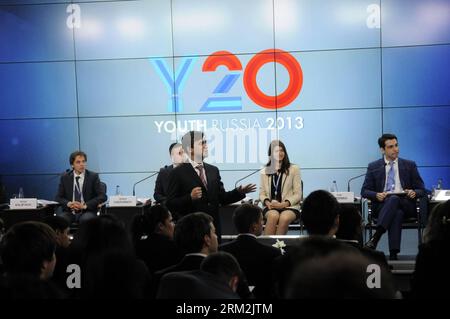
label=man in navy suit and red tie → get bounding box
[55,151,107,224]
[166,131,256,240]
[361,133,425,260]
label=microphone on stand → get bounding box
[347,163,387,192]
[234,167,264,189]
[132,171,159,196]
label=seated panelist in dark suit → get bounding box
[55,151,107,224]
[166,131,256,239]
[153,142,184,204]
[362,133,425,260]
[220,204,281,298]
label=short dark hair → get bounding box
[424,200,450,243]
[69,151,87,165]
[378,133,397,148]
[286,249,396,299]
[70,215,134,261]
[169,142,181,155]
[181,131,204,153]
[335,204,363,242]
[232,204,262,233]
[174,212,213,254]
[302,190,340,235]
[0,222,56,277]
[43,216,70,233]
[201,252,242,284]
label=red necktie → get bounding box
[196,164,207,189]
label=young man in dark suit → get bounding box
[166,131,256,239]
[55,151,107,224]
[153,142,184,204]
[361,133,425,260]
[220,203,281,298]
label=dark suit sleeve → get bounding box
[153,168,167,203]
[55,175,70,208]
[85,173,107,211]
[361,163,378,200]
[166,167,193,216]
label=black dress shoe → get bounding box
[364,236,378,250]
[365,232,382,249]
[389,250,399,260]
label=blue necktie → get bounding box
[74,176,82,202]
[385,161,395,192]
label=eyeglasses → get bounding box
[201,140,207,145]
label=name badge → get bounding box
[10,198,38,209]
[331,192,355,203]
[109,196,137,207]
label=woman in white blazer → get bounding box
[259,140,302,235]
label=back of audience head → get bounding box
[301,190,340,235]
[335,204,364,244]
[286,249,397,299]
[232,204,263,236]
[174,212,217,255]
[0,221,57,280]
[70,215,134,261]
[423,199,450,244]
[131,204,175,245]
[201,252,242,292]
[43,215,71,248]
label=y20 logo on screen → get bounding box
[151,49,303,113]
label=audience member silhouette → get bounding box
[410,200,450,299]
[157,252,241,299]
[285,240,397,299]
[335,204,388,269]
[0,221,63,298]
[43,216,71,291]
[220,204,281,298]
[68,215,151,298]
[131,204,182,274]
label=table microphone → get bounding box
[347,163,386,192]
[132,171,159,196]
[234,167,264,189]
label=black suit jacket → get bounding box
[157,270,240,299]
[153,165,174,204]
[151,254,205,297]
[134,233,182,274]
[166,162,245,237]
[220,234,281,298]
[55,169,107,212]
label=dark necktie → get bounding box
[196,164,208,189]
[75,176,82,202]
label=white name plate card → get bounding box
[434,190,450,202]
[10,198,38,209]
[331,192,355,203]
[109,196,137,207]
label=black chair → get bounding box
[362,196,426,245]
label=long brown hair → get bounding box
[265,140,291,175]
